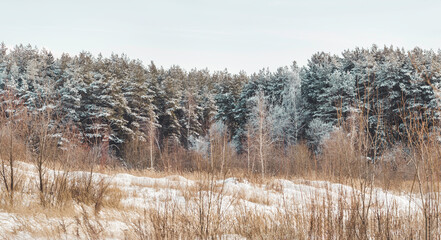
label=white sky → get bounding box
[1,0,441,74]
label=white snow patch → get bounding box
[0,161,426,238]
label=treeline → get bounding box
[216,46,441,156]
[0,43,440,166]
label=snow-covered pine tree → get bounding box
[55,58,82,125]
[177,91,198,148]
[198,87,217,136]
[301,52,340,122]
[79,65,130,155]
[232,74,261,151]
[300,52,341,144]
[153,67,182,146]
[316,70,355,125]
[0,43,7,91]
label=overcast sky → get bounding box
[1,0,441,73]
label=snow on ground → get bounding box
[0,161,424,239]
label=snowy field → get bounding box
[0,161,426,239]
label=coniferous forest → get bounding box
[4,43,441,238]
[0,43,440,171]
